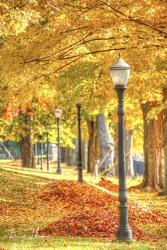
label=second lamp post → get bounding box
[76,100,84,182]
[46,127,50,171]
[54,109,62,174]
[110,55,133,242]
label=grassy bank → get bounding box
[0,162,166,250]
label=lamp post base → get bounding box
[56,165,62,174]
[56,169,62,174]
[116,226,133,242]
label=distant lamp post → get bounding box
[40,136,43,170]
[37,140,40,165]
[110,55,133,242]
[46,127,50,171]
[54,109,62,174]
[76,97,84,182]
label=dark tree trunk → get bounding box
[125,129,134,177]
[61,147,66,163]
[87,119,98,173]
[141,102,164,191]
[20,111,35,168]
[163,87,167,195]
[21,130,35,168]
[31,153,35,168]
[96,114,114,172]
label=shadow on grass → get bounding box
[0,168,55,184]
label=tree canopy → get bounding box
[0,0,167,146]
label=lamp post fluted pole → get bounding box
[116,85,132,241]
[110,55,133,242]
[54,109,62,174]
[76,103,83,182]
[56,117,61,174]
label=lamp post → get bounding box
[37,140,40,165]
[110,55,133,242]
[40,138,43,170]
[76,99,84,182]
[46,127,50,171]
[54,109,62,174]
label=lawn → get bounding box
[0,161,167,250]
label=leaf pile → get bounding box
[98,179,119,192]
[39,180,167,241]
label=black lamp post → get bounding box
[54,109,62,174]
[110,55,133,242]
[40,140,43,170]
[76,100,84,182]
[37,141,40,165]
[46,127,50,171]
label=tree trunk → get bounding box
[61,147,66,163]
[87,119,98,173]
[141,102,164,191]
[20,110,35,168]
[21,130,34,168]
[125,129,134,177]
[34,143,38,164]
[163,87,167,195]
[82,140,88,170]
[96,114,114,172]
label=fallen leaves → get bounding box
[39,180,167,241]
[98,179,119,192]
[1,169,166,244]
[39,180,118,238]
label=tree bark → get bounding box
[87,119,99,173]
[96,114,114,172]
[20,110,35,168]
[21,129,35,168]
[163,87,167,195]
[61,147,66,163]
[82,140,88,170]
[125,129,134,177]
[141,102,164,191]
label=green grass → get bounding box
[0,161,166,250]
[0,237,160,250]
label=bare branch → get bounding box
[101,0,167,37]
